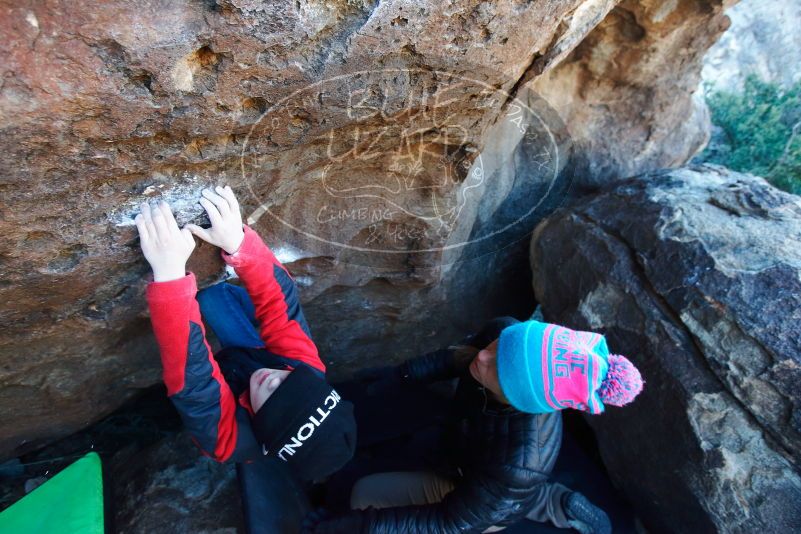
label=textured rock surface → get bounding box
[530,164,801,532]
[110,432,243,533]
[703,0,801,92]
[532,0,735,190]
[0,0,731,458]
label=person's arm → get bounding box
[310,469,540,533]
[399,346,474,383]
[362,317,522,386]
[351,347,470,394]
[146,272,244,461]
[137,199,254,463]
[220,224,323,372]
[187,186,324,374]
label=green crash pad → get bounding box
[0,452,104,533]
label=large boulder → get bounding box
[532,0,735,191]
[0,0,735,458]
[703,0,801,92]
[529,164,801,532]
[110,432,243,533]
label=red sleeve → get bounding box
[146,273,239,462]
[221,224,325,373]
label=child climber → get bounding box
[135,185,356,533]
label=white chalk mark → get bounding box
[171,56,194,92]
[273,244,315,264]
[109,173,206,227]
[25,12,38,29]
[294,276,313,287]
[224,265,238,280]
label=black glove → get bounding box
[354,365,400,382]
[353,364,406,395]
[302,508,363,534]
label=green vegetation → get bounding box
[696,74,801,195]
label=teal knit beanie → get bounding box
[497,320,643,414]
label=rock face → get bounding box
[110,432,243,533]
[529,165,801,532]
[703,0,801,92]
[532,0,735,191]
[0,0,734,458]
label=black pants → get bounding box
[236,456,311,534]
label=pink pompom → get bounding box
[598,354,644,407]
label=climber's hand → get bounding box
[186,185,245,255]
[135,200,196,282]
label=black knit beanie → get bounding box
[251,364,356,482]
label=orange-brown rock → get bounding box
[532,0,736,191]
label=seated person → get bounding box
[135,185,356,533]
[307,317,643,533]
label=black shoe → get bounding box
[564,492,612,534]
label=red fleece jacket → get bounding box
[145,224,324,462]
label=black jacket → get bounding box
[315,317,564,533]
